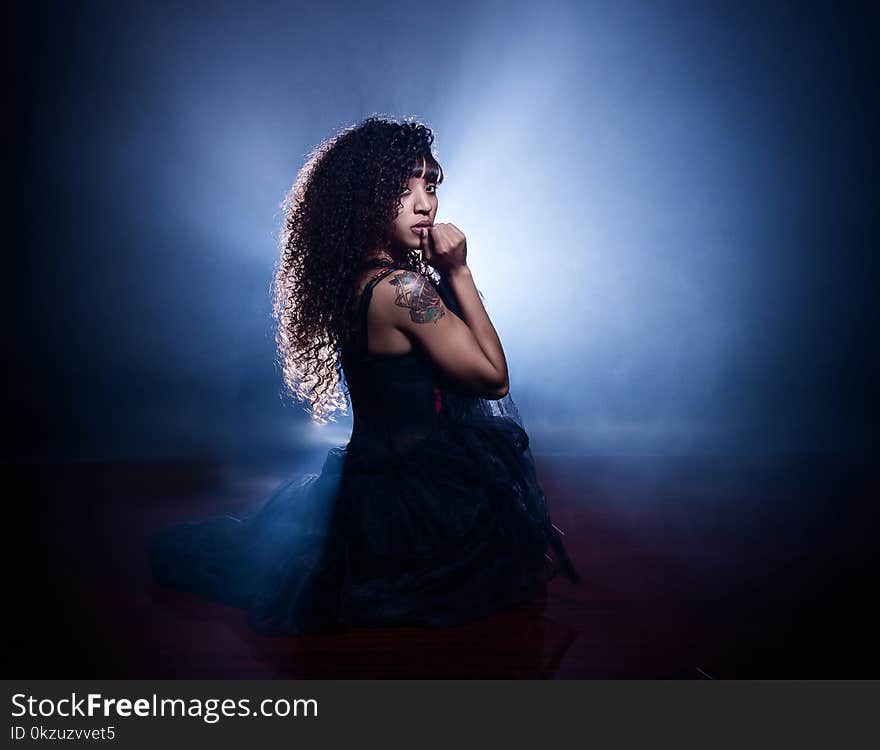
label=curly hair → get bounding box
[272,115,445,423]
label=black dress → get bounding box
[145,261,579,635]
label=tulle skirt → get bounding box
[145,415,577,635]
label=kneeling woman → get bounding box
[146,116,580,635]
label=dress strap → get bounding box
[352,266,398,351]
[360,266,397,309]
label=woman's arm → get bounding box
[370,269,509,399]
[443,266,509,396]
[370,223,509,399]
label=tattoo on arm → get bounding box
[389,272,446,324]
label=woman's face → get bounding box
[389,165,439,254]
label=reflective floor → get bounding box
[8,453,877,678]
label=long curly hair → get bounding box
[272,116,445,423]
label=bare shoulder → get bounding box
[372,269,447,325]
[349,267,397,315]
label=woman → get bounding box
[146,116,579,635]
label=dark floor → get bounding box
[7,453,877,678]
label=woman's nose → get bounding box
[414,193,431,212]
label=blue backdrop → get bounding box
[13,0,876,462]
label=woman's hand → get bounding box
[419,223,467,274]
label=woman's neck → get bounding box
[362,249,405,267]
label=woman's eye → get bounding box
[401,185,438,195]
